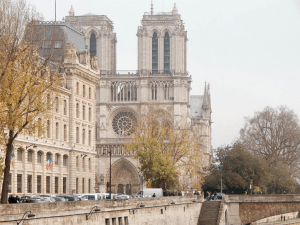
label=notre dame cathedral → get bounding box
[65,3,212,194]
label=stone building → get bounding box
[0,3,212,197]
[64,4,212,194]
[0,43,100,196]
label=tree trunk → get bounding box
[1,131,14,204]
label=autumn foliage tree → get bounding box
[0,0,61,204]
[125,107,203,190]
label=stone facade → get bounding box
[0,196,203,225]
[1,3,212,197]
[0,44,100,196]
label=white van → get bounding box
[136,188,163,198]
[83,193,102,200]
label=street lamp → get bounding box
[103,147,112,199]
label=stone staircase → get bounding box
[198,201,221,225]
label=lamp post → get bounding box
[103,147,112,199]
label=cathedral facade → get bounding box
[0,3,212,197]
[66,4,212,194]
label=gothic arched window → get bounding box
[152,32,158,74]
[164,32,170,73]
[90,33,97,57]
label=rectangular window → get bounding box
[55,154,59,165]
[89,87,91,99]
[37,175,42,193]
[27,174,32,193]
[63,156,67,166]
[56,122,59,140]
[82,178,85,193]
[112,218,116,225]
[76,82,79,95]
[64,100,67,115]
[64,125,67,141]
[17,149,22,161]
[47,120,50,138]
[88,130,91,146]
[82,129,85,144]
[76,178,78,194]
[46,176,50,193]
[118,217,123,225]
[83,85,85,97]
[17,174,22,193]
[76,103,79,118]
[63,177,67,194]
[83,105,85,120]
[76,127,79,143]
[55,177,59,193]
[124,217,128,225]
[105,219,110,225]
[89,108,91,122]
[28,151,32,162]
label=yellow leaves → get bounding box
[0,37,61,141]
[125,107,204,188]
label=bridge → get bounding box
[2,195,300,225]
[219,195,300,225]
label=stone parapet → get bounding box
[0,196,203,225]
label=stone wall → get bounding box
[0,196,203,225]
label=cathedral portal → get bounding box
[106,158,140,195]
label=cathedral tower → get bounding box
[137,3,187,74]
[65,6,117,74]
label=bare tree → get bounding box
[239,106,300,176]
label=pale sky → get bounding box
[28,0,300,148]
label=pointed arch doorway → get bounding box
[106,158,140,195]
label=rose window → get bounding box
[112,111,137,136]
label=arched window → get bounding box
[152,32,158,74]
[90,33,97,57]
[37,151,43,164]
[83,105,85,120]
[164,32,170,73]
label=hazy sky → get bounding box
[28,0,300,148]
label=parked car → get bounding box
[28,198,43,203]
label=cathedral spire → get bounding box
[202,82,209,110]
[69,5,75,17]
[151,0,154,15]
[172,3,178,15]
